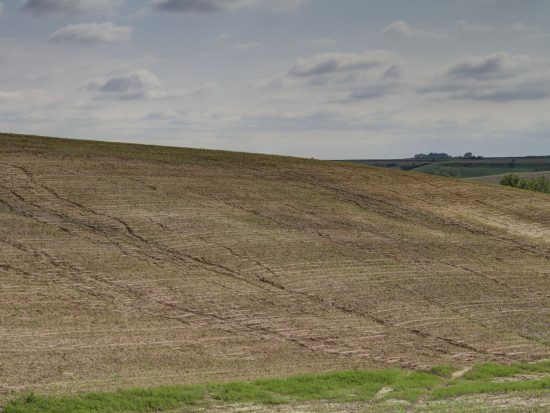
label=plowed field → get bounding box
[1,134,549,395]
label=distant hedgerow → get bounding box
[500,173,550,194]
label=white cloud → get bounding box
[50,23,132,44]
[0,89,45,102]
[0,90,27,100]
[381,20,446,39]
[22,0,123,16]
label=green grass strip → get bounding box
[4,361,549,413]
[431,377,550,400]
[463,360,550,381]
[3,370,441,413]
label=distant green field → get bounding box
[346,157,550,178]
[4,361,549,413]
[413,160,550,178]
[468,171,550,185]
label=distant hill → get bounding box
[346,156,550,178]
[1,133,549,396]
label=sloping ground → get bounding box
[0,133,549,395]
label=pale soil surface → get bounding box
[183,392,550,413]
[411,392,550,413]
[1,134,549,395]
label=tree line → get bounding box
[414,152,483,160]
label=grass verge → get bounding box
[4,370,440,413]
[3,361,548,413]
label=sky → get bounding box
[1,0,550,159]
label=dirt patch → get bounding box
[492,373,549,383]
[196,402,371,413]
[452,366,473,379]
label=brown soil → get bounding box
[0,134,549,394]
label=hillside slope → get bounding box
[0,134,549,395]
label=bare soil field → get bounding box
[1,133,549,397]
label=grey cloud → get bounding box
[346,66,403,101]
[383,63,402,79]
[152,0,307,13]
[88,70,162,100]
[152,0,239,13]
[457,81,550,101]
[420,81,550,102]
[283,51,403,101]
[289,51,393,77]
[446,52,527,80]
[418,81,470,95]
[22,0,123,16]
[87,70,199,100]
[421,80,550,101]
[348,83,400,101]
[50,22,132,44]
[420,53,550,102]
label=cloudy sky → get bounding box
[1,0,549,158]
